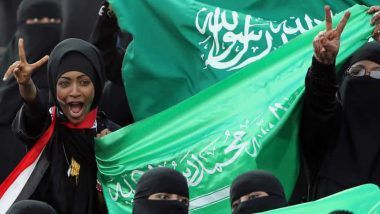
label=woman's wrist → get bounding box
[19,79,37,104]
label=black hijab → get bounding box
[230,170,287,214]
[47,38,105,119]
[16,0,61,62]
[0,0,61,125]
[133,167,189,214]
[326,41,380,187]
[29,38,106,214]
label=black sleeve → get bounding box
[96,111,121,133]
[90,1,126,86]
[300,56,341,178]
[105,119,121,132]
[12,90,50,149]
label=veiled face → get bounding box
[231,191,269,211]
[347,60,380,77]
[148,192,189,206]
[56,71,95,124]
[25,17,62,24]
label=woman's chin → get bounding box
[67,113,86,125]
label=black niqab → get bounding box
[133,167,189,214]
[324,41,380,187]
[230,170,287,214]
[0,0,61,183]
[17,0,61,26]
[16,0,61,62]
[0,0,61,125]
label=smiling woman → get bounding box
[56,71,95,124]
[0,38,119,213]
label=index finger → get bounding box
[336,11,351,35]
[18,38,27,63]
[31,55,49,69]
[367,6,380,14]
[3,61,19,81]
[325,5,333,31]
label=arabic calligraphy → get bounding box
[195,7,322,71]
[105,95,294,202]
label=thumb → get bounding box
[3,61,20,81]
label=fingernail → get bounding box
[3,77,7,81]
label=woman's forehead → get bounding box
[351,60,380,68]
[59,70,90,79]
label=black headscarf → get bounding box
[133,167,189,214]
[17,0,61,26]
[230,170,287,214]
[325,41,380,187]
[17,0,61,61]
[47,38,105,118]
[23,39,106,214]
[6,200,57,214]
[0,0,61,125]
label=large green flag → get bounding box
[96,5,374,214]
[265,184,380,214]
[109,0,376,120]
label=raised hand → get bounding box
[3,38,49,103]
[367,6,380,41]
[3,38,49,84]
[313,6,350,65]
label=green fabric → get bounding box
[96,5,374,214]
[109,0,377,120]
[265,184,380,214]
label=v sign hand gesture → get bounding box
[367,6,380,42]
[313,6,351,65]
[3,38,49,83]
[2,38,49,103]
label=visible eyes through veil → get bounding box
[25,17,62,25]
[347,66,380,79]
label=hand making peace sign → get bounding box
[313,6,351,65]
[368,6,380,42]
[3,38,49,85]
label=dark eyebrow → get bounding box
[59,74,89,80]
[77,74,90,79]
[58,76,71,80]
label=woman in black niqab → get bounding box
[133,167,189,214]
[300,6,380,199]
[321,42,380,194]
[230,170,287,214]
[0,0,62,183]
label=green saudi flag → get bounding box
[96,5,374,213]
[109,0,376,120]
[265,184,380,213]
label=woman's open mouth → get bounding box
[68,102,85,118]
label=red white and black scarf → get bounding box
[0,106,98,212]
